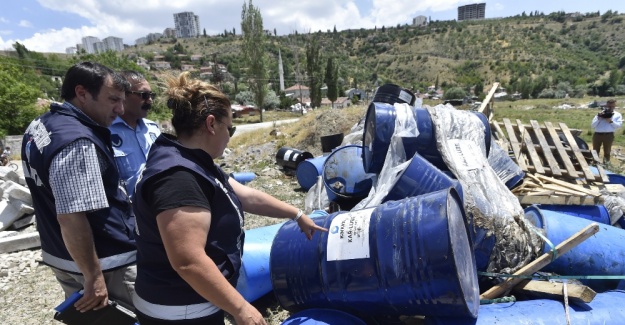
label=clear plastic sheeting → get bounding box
[341,115,366,147]
[304,175,330,214]
[352,103,419,210]
[428,104,542,273]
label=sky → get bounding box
[1,0,624,54]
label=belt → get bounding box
[595,132,614,135]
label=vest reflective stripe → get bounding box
[42,250,136,274]
[133,292,219,320]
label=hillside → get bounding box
[124,11,625,95]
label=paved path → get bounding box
[233,118,299,137]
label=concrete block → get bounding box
[0,200,20,231]
[3,181,31,206]
[0,167,19,183]
[9,198,34,215]
[8,214,35,230]
[0,231,40,254]
[0,230,17,238]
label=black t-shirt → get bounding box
[143,167,215,216]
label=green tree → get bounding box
[443,87,466,100]
[0,56,44,136]
[241,0,268,121]
[324,57,339,108]
[306,35,323,108]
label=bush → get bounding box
[443,87,466,100]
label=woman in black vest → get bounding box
[132,72,326,325]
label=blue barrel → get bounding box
[363,102,491,174]
[383,152,463,203]
[529,204,610,225]
[282,308,367,325]
[523,207,625,277]
[236,210,329,302]
[426,290,625,325]
[487,141,525,189]
[323,145,373,209]
[230,172,256,185]
[270,188,479,318]
[297,156,328,191]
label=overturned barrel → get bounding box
[529,204,611,225]
[230,172,256,185]
[296,156,328,191]
[276,147,314,170]
[323,145,373,209]
[281,308,367,325]
[270,188,479,319]
[523,207,625,280]
[383,152,463,203]
[363,102,491,174]
[426,290,625,325]
[237,210,329,302]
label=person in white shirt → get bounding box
[591,99,623,162]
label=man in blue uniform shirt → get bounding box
[110,71,161,199]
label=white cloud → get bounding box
[0,17,9,24]
[19,20,33,28]
[0,30,11,36]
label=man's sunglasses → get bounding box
[128,91,156,100]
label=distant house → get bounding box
[285,84,310,99]
[190,54,203,62]
[153,55,165,61]
[181,64,195,71]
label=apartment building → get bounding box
[174,12,200,38]
[458,3,486,21]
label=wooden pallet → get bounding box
[492,119,609,184]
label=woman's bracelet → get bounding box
[293,209,304,222]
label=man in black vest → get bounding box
[21,62,136,312]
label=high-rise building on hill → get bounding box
[458,3,486,21]
[174,12,200,38]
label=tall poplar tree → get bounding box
[241,0,267,122]
[324,57,338,108]
[306,35,323,108]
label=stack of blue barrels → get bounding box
[243,83,625,324]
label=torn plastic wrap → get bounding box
[428,104,542,273]
[352,103,418,210]
[601,189,625,225]
[341,116,366,147]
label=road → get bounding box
[233,118,299,137]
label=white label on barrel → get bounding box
[326,208,372,261]
[398,90,412,104]
[283,149,293,160]
[447,139,481,171]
